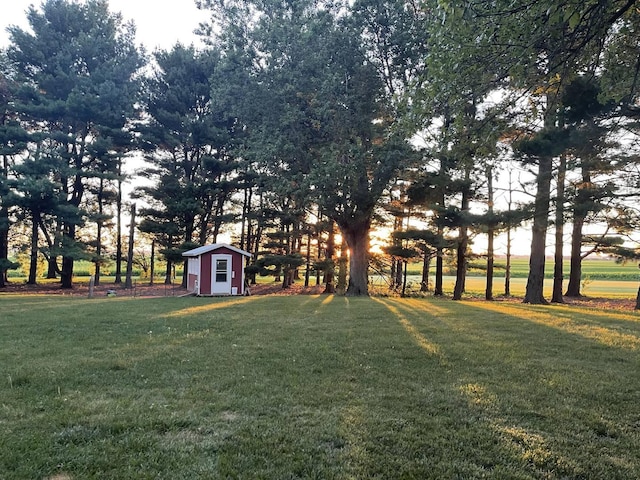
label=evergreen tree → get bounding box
[7,0,143,288]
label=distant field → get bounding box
[405,257,640,281]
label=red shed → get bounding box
[182,244,252,296]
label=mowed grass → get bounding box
[1,294,640,479]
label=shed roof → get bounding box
[182,243,252,258]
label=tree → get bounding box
[421,0,638,304]
[0,64,25,286]
[139,44,239,288]
[7,0,144,288]
[204,0,414,295]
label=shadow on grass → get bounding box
[374,297,640,479]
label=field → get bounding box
[2,294,640,479]
[402,257,640,281]
[394,257,640,299]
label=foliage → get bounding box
[5,0,144,288]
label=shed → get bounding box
[182,243,252,296]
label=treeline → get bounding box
[1,0,639,302]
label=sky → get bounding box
[0,0,210,50]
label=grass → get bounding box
[1,294,640,479]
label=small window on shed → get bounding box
[215,258,228,282]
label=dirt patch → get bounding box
[0,279,326,298]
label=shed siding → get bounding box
[231,253,244,294]
[200,252,212,295]
[187,258,200,293]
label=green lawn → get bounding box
[1,294,640,479]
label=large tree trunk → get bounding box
[551,155,566,303]
[61,255,74,289]
[342,220,370,296]
[46,257,58,279]
[523,155,553,304]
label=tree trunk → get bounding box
[565,213,585,297]
[323,220,336,294]
[566,167,591,297]
[435,246,444,296]
[28,213,40,285]
[125,204,136,289]
[95,179,104,287]
[551,156,566,303]
[401,260,408,297]
[452,233,468,300]
[420,251,430,292]
[337,235,348,293]
[304,231,312,287]
[61,256,74,289]
[635,279,640,310]
[453,178,471,301]
[394,258,403,290]
[486,165,494,300]
[44,219,61,279]
[60,223,75,289]
[45,259,57,279]
[486,227,494,301]
[504,171,513,297]
[523,155,553,304]
[149,238,155,286]
[0,153,8,288]
[114,165,123,284]
[342,221,370,296]
[165,259,173,285]
[0,206,8,288]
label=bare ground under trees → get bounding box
[1,280,637,312]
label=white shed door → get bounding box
[211,254,232,294]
